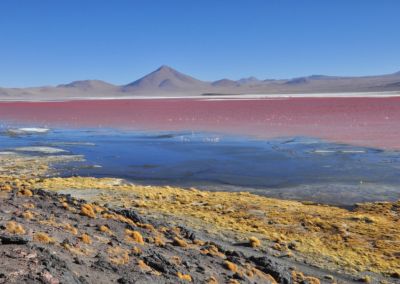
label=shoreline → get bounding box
[0,91,400,102]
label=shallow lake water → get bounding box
[1,126,399,207]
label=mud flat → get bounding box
[0,152,399,283]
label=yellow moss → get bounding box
[154,235,166,247]
[291,271,320,284]
[249,236,261,248]
[125,229,144,244]
[92,204,105,213]
[193,239,205,246]
[102,212,136,226]
[63,223,78,235]
[200,245,225,258]
[62,243,90,255]
[177,272,192,282]
[138,223,155,231]
[359,276,371,283]
[107,246,130,265]
[22,203,35,209]
[132,246,142,255]
[33,232,55,244]
[207,276,219,284]
[80,233,92,244]
[224,261,238,273]
[172,237,188,247]
[6,221,26,234]
[17,188,33,197]
[61,202,69,209]
[137,259,151,270]
[99,225,113,235]
[170,256,182,265]
[22,210,34,220]
[0,184,12,191]
[80,203,96,218]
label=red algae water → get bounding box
[0,97,399,150]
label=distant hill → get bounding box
[0,65,399,100]
[123,65,209,93]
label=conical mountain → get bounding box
[123,65,209,92]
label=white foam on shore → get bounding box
[313,149,366,154]
[12,146,67,154]
[0,151,17,155]
[7,127,50,134]
[0,91,399,102]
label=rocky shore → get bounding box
[0,152,399,283]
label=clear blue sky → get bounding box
[0,0,399,87]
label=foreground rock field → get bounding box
[0,153,399,283]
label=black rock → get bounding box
[115,208,144,224]
[249,256,291,284]
[0,234,30,245]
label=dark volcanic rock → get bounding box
[250,255,292,284]
[0,234,30,245]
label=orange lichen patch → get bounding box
[177,272,192,282]
[38,216,60,227]
[92,204,105,213]
[137,259,150,269]
[0,184,12,191]
[99,225,113,235]
[131,246,142,255]
[193,239,206,246]
[5,221,26,234]
[79,233,92,244]
[22,203,35,209]
[359,276,372,283]
[170,256,182,265]
[200,245,225,258]
[291,271,320,284]
[207,276,219,284]
[22,210,34,220]
[33,232,55,244]
[125,229,144,244]
[61,202,69,209]
[248,236,261,248]
[17,188,33,197]
[172,237,188,248]
[102,212,136,226]
[272,243,283,251]
[80,203,96,218]
[154,235,166,247]
[224,261,238,273]
[138,223,155,231]
[62,243,88,255]
[158,226,169,233]
[107,246,130,265]
[63,223,78,235]
[228,279,240,284]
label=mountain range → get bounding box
[1,65,400,100]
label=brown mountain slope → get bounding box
[0,66,400,100]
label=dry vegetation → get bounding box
[38,176,400,277]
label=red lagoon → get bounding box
[0,97,399,150]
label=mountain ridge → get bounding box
[0,65,399,99]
